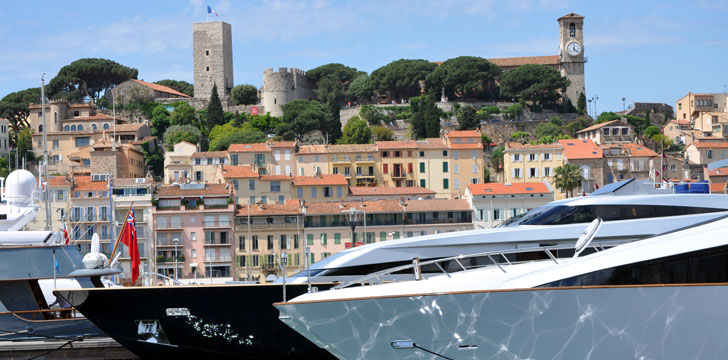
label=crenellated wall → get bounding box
[260,67,315,116]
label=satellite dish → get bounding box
[573,217,602,258]
[83,233,108,269]
[266,274,279,282]
[90,233,100,253]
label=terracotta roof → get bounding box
[269,141,296,148]
[157,183,231,197]
[260,174,291,181]
[131,79,190,98]
[304,200,403,215]
[132,136,157,145]
[706,167,728,177]
[297,145,328,154]
[558,139,602,159]
[111,123,145,132]
[468,182,550,196]
[449,143,483,150]
[191,151,228,159]
[487,55,560,68]
[446,130,481,138]
[576,120,631,134]
[348,186,435,196]
[505,142,564,150]
[73,176,109,191]
[69,145,92,159]
[291,175,348,186]
[220,166,258,178]
[711,182,726,193]
[620,143,659,157]
[326,144,377,153]
[558,12,584,20]
[65,113,114,121]
[689,142,728,149]
[49,176,71,187]
[403,199,471,212]
[236,203,301,216]
[228,143,269,152]
[375,140,418,150]
[416,138,447,149]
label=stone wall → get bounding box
[260,67,315,116]
[193,21,234,101]
[154,98,264,115]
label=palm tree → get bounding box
[554,163,584,198]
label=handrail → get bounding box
[333,240,628,290]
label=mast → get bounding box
[41,74,52,231]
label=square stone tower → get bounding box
[193,21,234,101]
[558,13,585,106]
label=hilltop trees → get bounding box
[279,100,332,141]
[370,59,437,100]
[48,58,138,102]
[409,95,442,139]
[500,64,569,106]
[163,125,201,149]
[155,80,193,97]
[426,56,501,101]
[206,84,225,130]
[348,73,373,102]
[308,63,360,142]
[456,105,479,130]
[231,84,258,105]
[0,87,41,143]
[338,116,372,144]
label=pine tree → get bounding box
[207,83,224,130]
[643,110,651,134]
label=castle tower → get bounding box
[260,68,315,117]
[193,21,234,102]
[558,13,586,106]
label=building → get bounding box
[601,143,657,183]
[219,165,259,204]
[190,150,229,182]
[260,68,315,117]
[327,144,380,187]
[26,175,71,232]
[193,21,234,101]
[693,112,728,137]
[685,142,728,166]
[675,93,728,123]
[227,141,296,176]
[0,118,9,161]
[503,142,565,198]
[110,79,190,104]
[112,177,154,283]
[68,176,115,255]
[415,138,451,197]
[153,183,235,279]
[291,175,348,202]
[706,167,728,187]
[558,138,605,193]
[296,145,329,177]
[465,182,553,229]
[347,186,435,201]
[444,130,485,192]
[68,140,146,179]
[164,141,197,183]
[576,120,634,145]
[663,119,693,146]
[376,140,418,188]
[624,102,674,121]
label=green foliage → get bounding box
[359,105,387,125]
[307,64,358,143]
[564,117,591,137]
[483,167,491,183]
[307,63,359,85]
[531,134,570,145]
[155,80,193,97]
[529,104,542,113]
[499,64,569,106]
[456,106,479,130]
[549,116,563,126]
[372,126,394,141]
[651,133,675,150]
[554,163,584,198]
[409,95,442,139]
[577,92,587,114]
[207,84,225,130]
[490,145,505,172]
[338,116,372,144]
[163,125,201,148]
[170,102,197,126]
[425,56,501,100]
[622,114,644,134]
[150,104,170,137]
[231,84,258,105]
[596,112,620,124]
[478,105,500,116]
[279,100,331,141]
[370,59,437,99]
[209,121,266,151]
[644,125,660,138]
[141,142,163,177]
[48,58,138,101]
[481,134,493,147]
[348,73,372,102]
[510,131,530,143]
[0,87,41,142]
[643,111,651,133]
[534,121,564,138]
[503,103,524,120]
[17,127,35,162]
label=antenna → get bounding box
[573,217,602,258]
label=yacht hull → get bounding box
[277,284,728,359]
[57,284,335,359]
[0,313,102,340]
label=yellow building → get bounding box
[291,175,348,201]
[227,140,297,176]
[296,145,329,177]
[326,144,380,187]
[375,140,418,188]
[444,130,485,192]
[675,93,728,125]
[503,142,565,199]
[415,138,451,198]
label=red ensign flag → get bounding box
[121,208,140,284]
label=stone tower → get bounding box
[193,21,234,102]
[558,13,586,106]
[260,68,315,117]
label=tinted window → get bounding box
[520,205,724,225]
[539,245,728,287]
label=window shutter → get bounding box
[535,168,539,177]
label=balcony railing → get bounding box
[204,239,231,246]
[203,221,231,228]
[391,171,406,178]
[204,255,232,262]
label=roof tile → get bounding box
[468,182,550,195]
[291,175,348,186]
[558,139,602,159]
[348,186,435,196]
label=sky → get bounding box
[1,0,727,114]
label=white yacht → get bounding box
[284,179,728,285]
[276,214,728,359]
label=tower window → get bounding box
[206,66,210,72]
[569,23,575,38]
[205,50,209,56]
[274,98,277,104]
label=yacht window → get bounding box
[519,205,725,225]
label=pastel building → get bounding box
[164,141,196,183]
[465,182,553,228]
[503,142,565,199]
[327,144,380,186]
[376,140,418,188]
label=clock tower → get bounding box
[558,13,585,107]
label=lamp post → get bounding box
[173,238,179,282]
[622,97,626,112]
[343,207,365,248]
[590,95,599,118]
[281,252,288,302]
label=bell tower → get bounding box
[558,13,585,106]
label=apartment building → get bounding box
[0,118,9,161]
[347,186,435,201]
[296,145,329,176]
[376,140,418,188]
[576,120,634,145]
[153,183,235,279]
[68,176,114,255]
[220,165,259,204]
[112,178,153,283]
[662,119,693,146]
[291,175,348,202]
[559,139,605,193]
[68,140,146,178]
[444,130,485,192]
[26,176,72,232]
[415,138,451,198]
[164,141,196,183]
[601,143,657,183]
[327,144,380,186]
[685,142,728,166]
[675,92,728,124]
[190,151,228,183]
[503,142,565,199]
[465,182,553,228]
[227,140,296,176]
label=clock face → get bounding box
[567,41,582,56]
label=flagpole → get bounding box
[109,202,134,264]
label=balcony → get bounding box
[235,222,300,231]
[204,239,231,246]
[203,221,232,229]
[155,223,183,230]
[391,171,406,179]
[157,255,184,263]
[204,256,232,262]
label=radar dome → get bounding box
[5,169,37,206]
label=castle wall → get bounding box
[260,67,315,116]
[193,21,234,102]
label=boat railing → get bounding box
[333,240,628,290]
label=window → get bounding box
[453,150,459,160]
[494,208,502,220]
[671,164,677,171]
[513,168,521,178]
[513,154,521,161]
[529,167,538,178]
[344,167,350,176]
[64,125,70,131]
[52,139,59,149]
[443,178,449,189]
[206,66,210,71]
[323,186,331,198]
[75,137,90,147]
[529,153,537,161]
[333,233,341,244]
[336,186,342,198]
[383,164,388,174]
[297,187,303,198]
[306,233,313,245]
[420,179,426,187]
[442,150,448,156]
[543,153,551,161]
[356,166,362,176]
[453,179,460,189]
[103,123,109,130]
[320,233,327,245]
[569,23,575,37]
[311,187,317,198]
[544,167,551,177]
[267,235,274,250]
[248,179,255,190]
[382,151,389,158]
[191,232,197,241]
[453,164,459,174]
[442,162,448,172]
[270,181,281,192]
[708,150,713,159]
[419,151,425,157]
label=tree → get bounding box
[0,158,9,178]
[643,110,651,134]
[209,121,265,151]
[338,116,372,144]
[279,100,331,141]
[163,125,201,148]
[372,126,394,141]
[565,117,591,137]
[16,127,35,162]
[308,64,358,143]
[483,167,491,183]
[359,105,387,125]
[456,106,479,130]
[155,80,193,97]
[48,58,138,101]
[481,134,493,148]
[142,142,163,177]
[499,64,569,106]
[534,122,564,139]
[511,131,530,143]
[307,63,359,85]
[231,84,258,105]
[503,103,523,120]
[425,56,501,100]
[348,73,373,102]
[491,145,505,172]
[170,102,197,126]
[549,116,563,126]
[206,84,225,130]
[370,59,437,99]
[577,92,587,114]
[409,95,442,138]
[596,111,620,124]
[644,125,660,138]
[0,87,41,143]
[554,163,584,198]
[150,104,170,137]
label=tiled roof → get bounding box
[576,120,631,134]
[487,55,560,68]
[228,143,269,152]
[375,140,418,150]
[236,203,301,216]
[711,182,727,193]
[220,166,258,178]
[111,123,145,132]
[73,176,109,191]
[65,113,115,121]
[260,174,291,181]
[468,182,550,196]
[348,186,435,196]
[297,145,328,154]
[558,139,602,159]
[49,176,71,187]
[416,138,447,149]
[131,79,190,98]
[449,143,483,150]
[304,200,403,215]
[292,175,348,186]
[689,142,728,149]
[269,141,296,148]
[403,199,471,212]
[69,145,92,159]
[620,143,659,157]
[132,136,157,145]
[446,130,481,138]
[191,151,228,159]
[706,167,728,177]
[326,144,377,153]
[505,142,564,150]
[157,183,232,197]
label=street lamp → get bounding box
[622,97,626,112]
[173,238,180,282]
[281,252,288,301]
[342,207,366,248]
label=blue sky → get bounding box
[1,0,727,114]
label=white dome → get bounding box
[5,169,37,206]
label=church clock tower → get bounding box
[558,13,585,107]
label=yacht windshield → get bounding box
[520,204,725,225]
